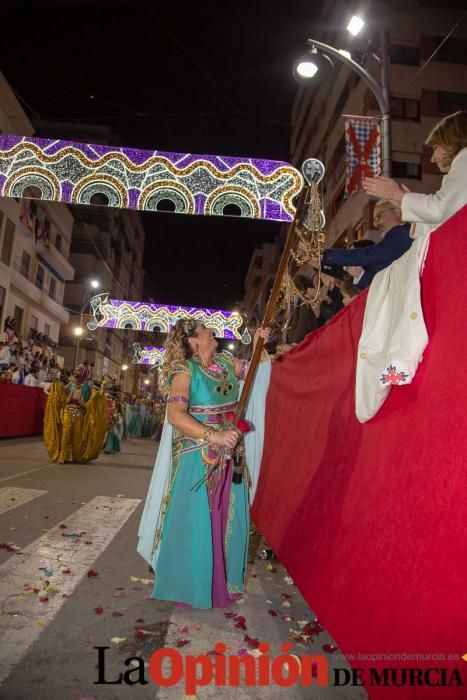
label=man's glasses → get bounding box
[374,208,397,223]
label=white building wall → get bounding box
[0,70,75,352]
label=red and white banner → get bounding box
[344,116,381,195]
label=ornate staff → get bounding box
[234,158,326,425]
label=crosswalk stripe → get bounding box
[0,487,48,515]
[0,465,55,484]
[0,495,141,685]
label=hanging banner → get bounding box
[344,116,381,195]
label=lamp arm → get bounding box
[306,38,389,116]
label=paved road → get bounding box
[0,436,366,700]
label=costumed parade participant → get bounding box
[138,319,271,609]
[104,400,124,454]
[356,110,467,422]
[127,397,143,437]
[44,364,107,463]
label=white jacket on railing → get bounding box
[356,147,467,423]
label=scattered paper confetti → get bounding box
[110,637,127,645]
[34,620,46,628]
[87,570,99,578]
[94,607,104,615]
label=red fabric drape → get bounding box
[252,206,467,698]
[0,384,47,437]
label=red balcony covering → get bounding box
[0,384,47,438]
[252,205,467,698]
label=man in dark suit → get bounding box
[322,200,412,289]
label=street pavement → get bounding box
[0,436,367,700]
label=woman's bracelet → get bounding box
[202,426,215,442]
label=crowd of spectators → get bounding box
[0,318,61,386]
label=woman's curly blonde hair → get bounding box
[159,318,198,394]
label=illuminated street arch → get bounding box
[87,294,247,341]
[0,135,303,222]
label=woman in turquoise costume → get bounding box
[127,398,143,437]
[137,319,270,609]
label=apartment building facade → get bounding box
[243,0,467,322]
[0,71,74,358]
[291,0,467,248]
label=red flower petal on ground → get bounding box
[243,635,260,649]
[87,570,99,578]
[267,609,278,616]
[134,629,150,640]
[135,618,144,623]
[39,596,49,603]
[112,611,124,617]
[234,621,247,631]
[62,568,71,574]
[224,612,236,619]
[302,620,324,637]
[94,607,104,614]
[323,644,338,653]
[180,626,189,634]
[59,524,67,529]
[176,639,190,648]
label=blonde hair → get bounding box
[425,111,467,159]
[159,319,197,394]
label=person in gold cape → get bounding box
[44,364,107,463]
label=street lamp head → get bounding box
[74,327,83,336]
[347,15,365,36]
[89,279,99,289]
[294,54,319,79]
[121,364,128,371]
[144,379,150,385]
[293,48,333,83]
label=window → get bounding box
[35,264,45,290]
[44,323,50,336]
[423,36,467,66]
[392,154,422,179]
[390,43,419,66]
[437,91,467,114]
[392,97,420,121]
[13,305,24,335]
[55,233,62,253]
[30,314,39,330]
[20,250,31,278]
[49,276,57,300]
[0,285,5,331]
[1,218,14,266]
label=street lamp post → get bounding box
[73,326,83,368]
[296,27,392,176]
[72,278,100,369]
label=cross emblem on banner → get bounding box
[345,117,382,195]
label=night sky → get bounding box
[2,0,322,307]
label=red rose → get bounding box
[225,411,251,434]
